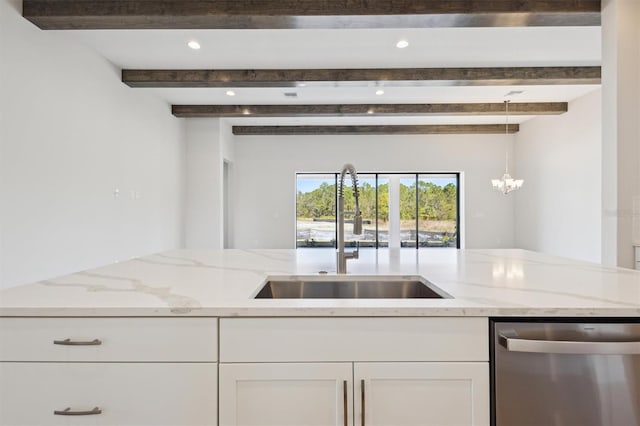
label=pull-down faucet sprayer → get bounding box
[337,163,363,274]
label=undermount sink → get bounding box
[254,275,452,299]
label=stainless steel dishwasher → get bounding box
[492,320,640,426]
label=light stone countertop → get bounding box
[1,248,639,317]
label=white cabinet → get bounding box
[635,246,640,270]
[219,318,489,426]
[0,363,217,426]
[219,363,353,426]
[0,317,218,361]
[0,317,219,426]
[355,362,489,426]
[1,316,491,425]
[220,362,488,426]
[220,317,488,362]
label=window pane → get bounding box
[399,176,417,248]
[342,175,376,247]
[359,177,377,247]
[377,177,389,247]
[296,175,336,248]
[418,175,458,248]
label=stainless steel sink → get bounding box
[254,275,452,299]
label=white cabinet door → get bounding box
[354,362,489,426]
[0,363,217,426]
[219,363,353,426]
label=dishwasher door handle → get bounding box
[498,334,640,355]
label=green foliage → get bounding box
[296,182,335,218]
[378,183,389,221]
[400,181,416,219]
[417,181,457,221]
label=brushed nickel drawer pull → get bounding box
[361,379,365,426]
[54,407,102,416]
[343,380,348,426]
[53,338,102,346]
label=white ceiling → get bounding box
[140,85,599,105]
[56,26,602,126]
[225,115,538,126]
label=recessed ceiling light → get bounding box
[367,109,374,114]
[187,40,201,50]
[226,90,236,97]
[376,89,384,96]
[396,39,409,49]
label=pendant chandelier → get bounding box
[491,100,523,194]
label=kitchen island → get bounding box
[1,248,639,426]
[1,248,639,317]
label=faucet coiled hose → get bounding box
[338,163,362,235]
[338,163,360,202]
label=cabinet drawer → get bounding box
[0,318,217,361]
[220,317,488,362]
[0,362,217,426]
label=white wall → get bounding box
[514,89,602,263]
[0,0,186,288]
[220,120,235,248]
[184,118,235,249]
[231,133,517,249]
[601,0,640,268]
[185,119,221,248]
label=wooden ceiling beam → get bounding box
[24,0,600,30]
[172,102,567,118]
[232,124,520,136]
[123,67,601,88]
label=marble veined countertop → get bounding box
[1,249,639,317]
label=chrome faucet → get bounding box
[337,163,363,274]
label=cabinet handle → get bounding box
[343,380,348,426]
[53,338,102,346]
[54,407,102,416]
[361,379,365,426]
